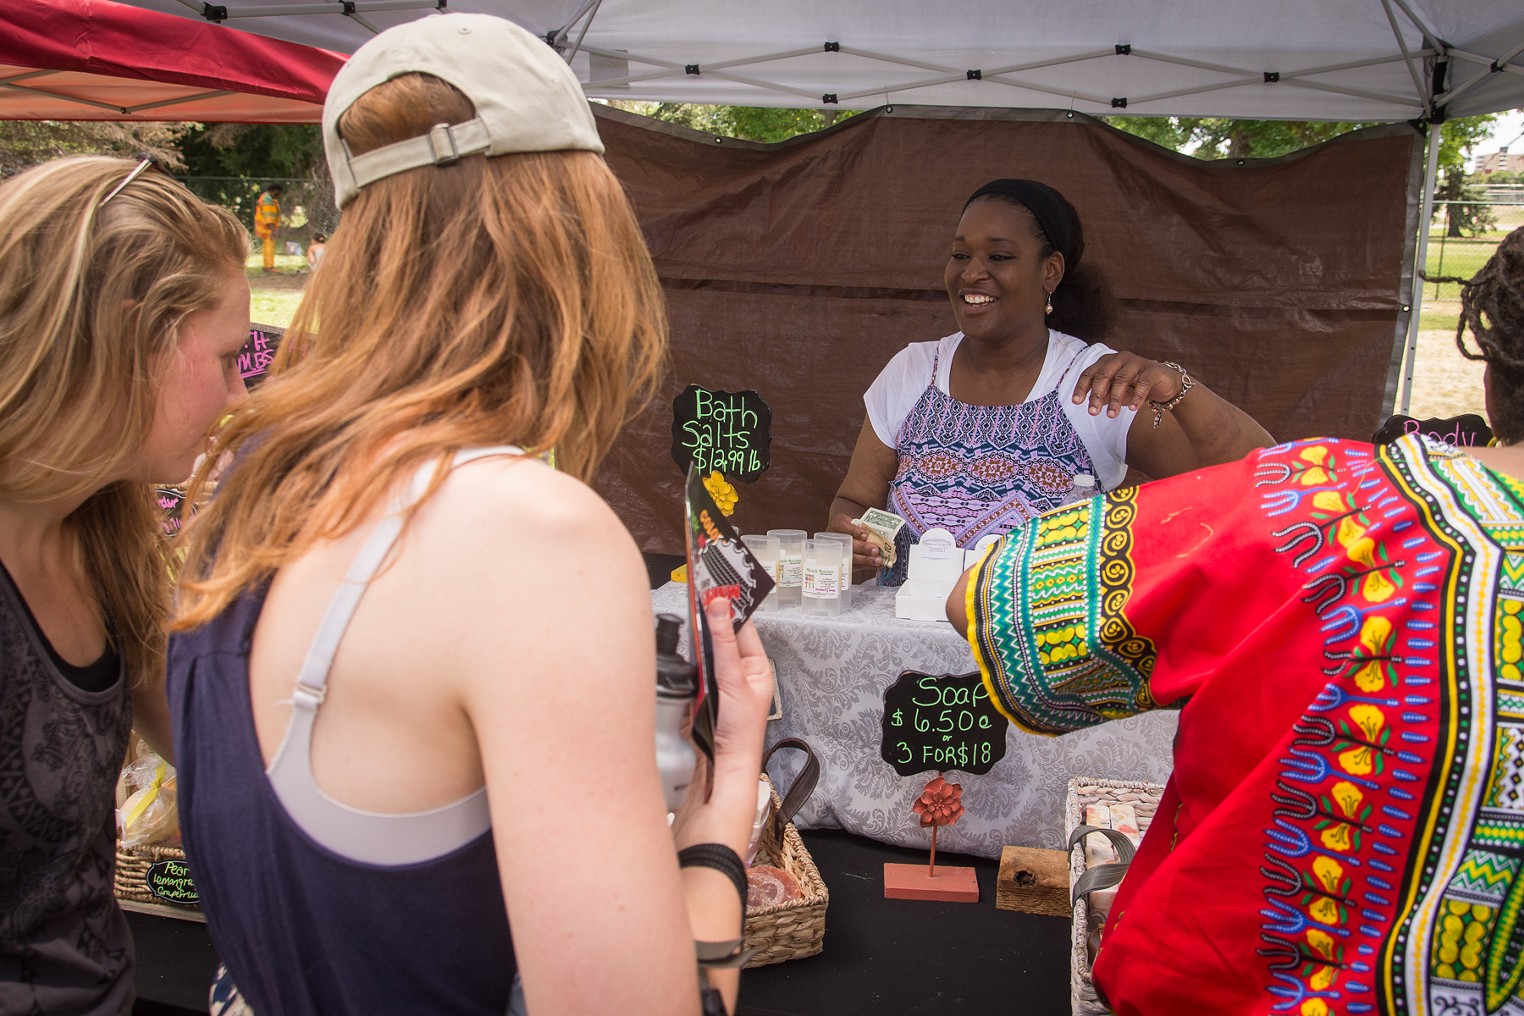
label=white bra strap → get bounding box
[287,465,432,717]
[288,447,522,716]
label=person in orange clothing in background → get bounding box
[252,183,282,271]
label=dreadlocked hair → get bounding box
[1443,228,1524,368]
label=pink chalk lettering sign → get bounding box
[1372,413,1492,449]
[155,487,186,538]
[238,324,284,388]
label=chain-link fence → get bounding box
[180,175,340,258]
[1425,194,1524,299]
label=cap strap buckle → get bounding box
[425,123,461,166]
[340,117,494,202]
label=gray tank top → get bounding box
[0,561,134,1015]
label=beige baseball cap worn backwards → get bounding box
[323,12,605,209]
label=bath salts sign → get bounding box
[671,385,771,481]
[881,670,1008,777]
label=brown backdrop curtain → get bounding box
[593,105,1423,554]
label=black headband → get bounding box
[962,179,1081,271]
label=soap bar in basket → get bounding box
[747,865,803,910]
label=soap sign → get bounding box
[671,385,771,481]
[881,670,1008,777]
[145,858,199,906]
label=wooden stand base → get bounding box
[994,845,1071,916]
[883,862,980,902]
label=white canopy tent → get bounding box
[107,0,1524,415]
[106,0,1524,121]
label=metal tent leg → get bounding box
[1398,124,1442,415]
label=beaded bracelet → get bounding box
[1148,361,1195,428]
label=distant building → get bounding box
[1477,151,1524,175]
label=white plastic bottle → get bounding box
[1066,472,1098,504]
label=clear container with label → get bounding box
[740,534,780,612]
[767,529,807,607]
[801,538,844,616]
[813,531,855,609]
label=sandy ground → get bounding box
[1403,299,1488,422]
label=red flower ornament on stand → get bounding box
[884,773,979,903]
[914,775,964,876]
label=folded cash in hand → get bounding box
[851,507,907,568]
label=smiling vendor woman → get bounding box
[829,178,1273,583]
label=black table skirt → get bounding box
[129,828,1071,1016]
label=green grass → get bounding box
[250,289,302,330]
[1419,304,1463,332]
[1421,233,1505,302]
[244,253,306,330]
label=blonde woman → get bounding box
[168,15,772,1016]
[0,156,250,1014]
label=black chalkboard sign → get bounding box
[155,487,186,538]
[238,324,283,389]
[671,385,772,481]
[1373,413,1493,449]
[881,670,1009,776]
[145,858,199,906]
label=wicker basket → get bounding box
[114,840,202,912]
[1064,777,1165,1016]
[744,738,827,967]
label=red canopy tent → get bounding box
[0,0,341,122]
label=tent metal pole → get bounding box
[1398,124,1441,415]
[1380,0,1431,117]
[565,0,605,63]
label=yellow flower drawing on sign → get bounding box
[703,471,739,516]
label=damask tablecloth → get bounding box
[651,582,1176,858]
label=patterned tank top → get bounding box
[884,344,1097,584]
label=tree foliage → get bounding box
[178,123,323,181]
[178,123,337,239]
[0,120,195,176]
[1108,113,1502,236]
[1104,116,1387,159]
[605,101,852,142]
[1432,117,1498,236]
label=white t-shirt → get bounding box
[863,330,1135,490]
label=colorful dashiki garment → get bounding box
[885,346,1096,585]
[964,434,1524,1015]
